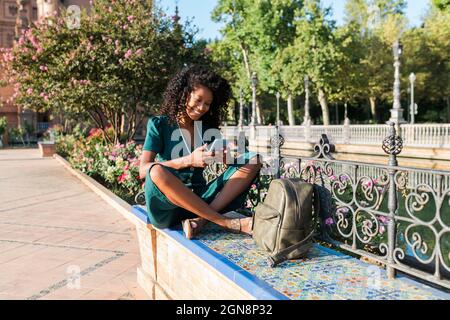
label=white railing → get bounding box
[402,124,450,147]
[221,124,450,148]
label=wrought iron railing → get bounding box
[248,124,449,289]
[136,123,450,290]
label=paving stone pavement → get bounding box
[0,148,150,300]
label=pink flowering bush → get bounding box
[0,0,208,144]
[98,141,143,199]
[58,126,143,203]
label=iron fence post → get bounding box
[382,123,403,279]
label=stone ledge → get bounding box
[131,206,288,300]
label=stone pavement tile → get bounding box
[0,241,26,254]
[112,267,150,300]
[36,230,108,247]
[3,256,71,276]
[33,229,91,245]
[9,245,85,263]
[0,224,21,233]
[80,272,147,300]
[0,277,56,298]
[80,232,134,249]
[86,255,138,276]
[0,189,80,208]
[35,287,95,300]
[45,251,118,274]
[0,243,48,264]
[80,270,127,292]
[81,288,126,300]
[129,286,150,300]
[0,227,58,243]
[75,273,119,291]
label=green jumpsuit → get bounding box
[143,116,260,229]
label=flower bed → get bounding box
[52,125,143,204]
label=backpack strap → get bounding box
[267,186,321,267]
[267,229,315,267]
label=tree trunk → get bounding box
[369,96,377,123]
[318,88,330,126]
[446,97,450,123]
[240,43,251,80]
[287,93,295,126]
[256,99,263,125]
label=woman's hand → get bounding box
[189,144,216,168]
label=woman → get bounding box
[139,65,262,239]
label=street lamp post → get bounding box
[409,73,416,125]
[276,92,280,128]
[344,102,350,125]
[238,89,244,128]
[250,72,258,126]
[406,87,411,123]
[303,75,312,125]
[388,40,406,125]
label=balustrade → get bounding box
[222,123,450,148]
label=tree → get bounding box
[403,4,450,122]
[283,0,342,126]
[211,0,302,125]
[1,0,200,143]
[342,0,407,122]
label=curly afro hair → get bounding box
[157,64,231,129]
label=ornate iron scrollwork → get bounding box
[313,134,335,159]
[135,191,146,205]
[382,123,403,156]
[270,133,285,149]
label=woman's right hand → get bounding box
[189,144,216,168]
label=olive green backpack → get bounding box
[252,178,319,267]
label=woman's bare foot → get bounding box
[182,217,208,239]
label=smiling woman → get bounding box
[138,65,263,239]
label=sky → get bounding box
[158,0,431,40]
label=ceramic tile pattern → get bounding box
[194,223,450,300]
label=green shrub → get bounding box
[0,116,7,136]
[58,126,143,204]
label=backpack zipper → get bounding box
[275,179,300,252]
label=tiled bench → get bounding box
[131,206,450,300]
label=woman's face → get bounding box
[185,84,213,121]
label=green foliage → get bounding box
[58,128,143,204]
[402,6,450,122]
[432,0,450,11]
[8,127,26,145]
[211,0,450,125]
[210,0,302,122]
[0,116,7,136]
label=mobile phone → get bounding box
[207,139,227,152]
